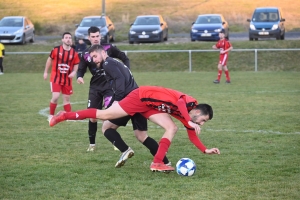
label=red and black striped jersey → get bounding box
[50,45,80,86]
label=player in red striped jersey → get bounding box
[49,86,220,172]
[43,32,80,120]
[212,29,233,84]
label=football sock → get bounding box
[143,137,170,164]
[49,102,57,115]
[217,70,222,81]
[64,108,97,120]
[225,70,230,80]
[63,104,71,112]
[104,128,128,152]
[153,138,171,164]
[88,120,97,145]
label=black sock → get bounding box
[104,128,128,152]
[88,121,97,144]
[143,137,169,164]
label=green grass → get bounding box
[0,71,299,199]
[4,40,300,73]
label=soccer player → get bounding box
[212,29,233,84]
[88,44,170,167]
[49,86,221,172]
[0,42,5,75]
[77,26,130,152]
[43,32,80,119]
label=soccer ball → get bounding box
[176,158,196,176]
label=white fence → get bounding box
[7,48,300,72]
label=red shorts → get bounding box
[50,82,73,95]
[219,54,229,66]
[119,88,163,119]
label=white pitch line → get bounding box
[39,101,300,135]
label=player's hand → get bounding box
[43,72,47,80]
[77,77,84,84]
[68,71,76,78]
[205,148,220,154]
[188,121,201,135]
[220,50,225,54]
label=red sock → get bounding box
[217,70,222,81]
[63,104,71,112]
[225,70,230,81]
[64,108,97,120]
[49,102,57,115]
[153,138,171,164]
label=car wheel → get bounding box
[191,39,195,42]
[21,34,26,45]
[281,32,285,40]
[129,41,134,44]
[164,31,168,41]
[254,38,258,41]
[249,37,253,41]
[110,34,115,42]
[30,33,35,43]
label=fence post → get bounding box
[189,50,192,72]
[255,49,257,72]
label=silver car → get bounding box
[0,16,35,44]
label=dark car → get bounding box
[0,16,35,44]
[247,7,285,40]
[128,15,168,44]
[74,15,115,44]
[190,14,229,41]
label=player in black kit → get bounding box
[77,26,129,152]
[78,28,170,167]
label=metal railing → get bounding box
[7,48,300,72]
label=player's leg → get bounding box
[86,89,103,152]
[0,57,3,73]
[61,85,73,112]
[214,59,223,84]
[147,113,177,172]
[49,82,61,118]
[223,64,231,83]
[132,113,170,165]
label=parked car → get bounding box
[128,15,168,44]
[74,15,115,44]
[190,14,229,41]
[0,16,35,44]
[247,7,285,40]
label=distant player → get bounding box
[0,42,5,75]
[49,86,220,172]
[43,32,80,119]
[212,29,233,84]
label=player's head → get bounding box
[88,44,107,65]
[62,32,72,46]
[219,29,225,39]
[190,104,213,125]
[88,26,101,45]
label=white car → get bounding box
[0,16,35,44]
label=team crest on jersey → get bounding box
[104,61,108,65]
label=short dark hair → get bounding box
[195,104,213,120]
[62,32,72,38]
[88,26,100,35]
[88,44,104,54]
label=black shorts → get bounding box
[109,113,148,131]
[87,88,113,109]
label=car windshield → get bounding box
[252,12,279,22]
[195,16,222,24]
[79,18,106,27]
[134,17,160,25]
[0,18,23,27]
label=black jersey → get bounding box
[77,43,130,89]
[101,57,138,101]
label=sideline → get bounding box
[39,101,300,135]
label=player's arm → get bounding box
[43,57,52,80]
[186,129,220,154]
[109,45,130,68]
[77,52,89,84]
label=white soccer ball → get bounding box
[176,158,196,176]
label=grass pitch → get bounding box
[0,71,299,199]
